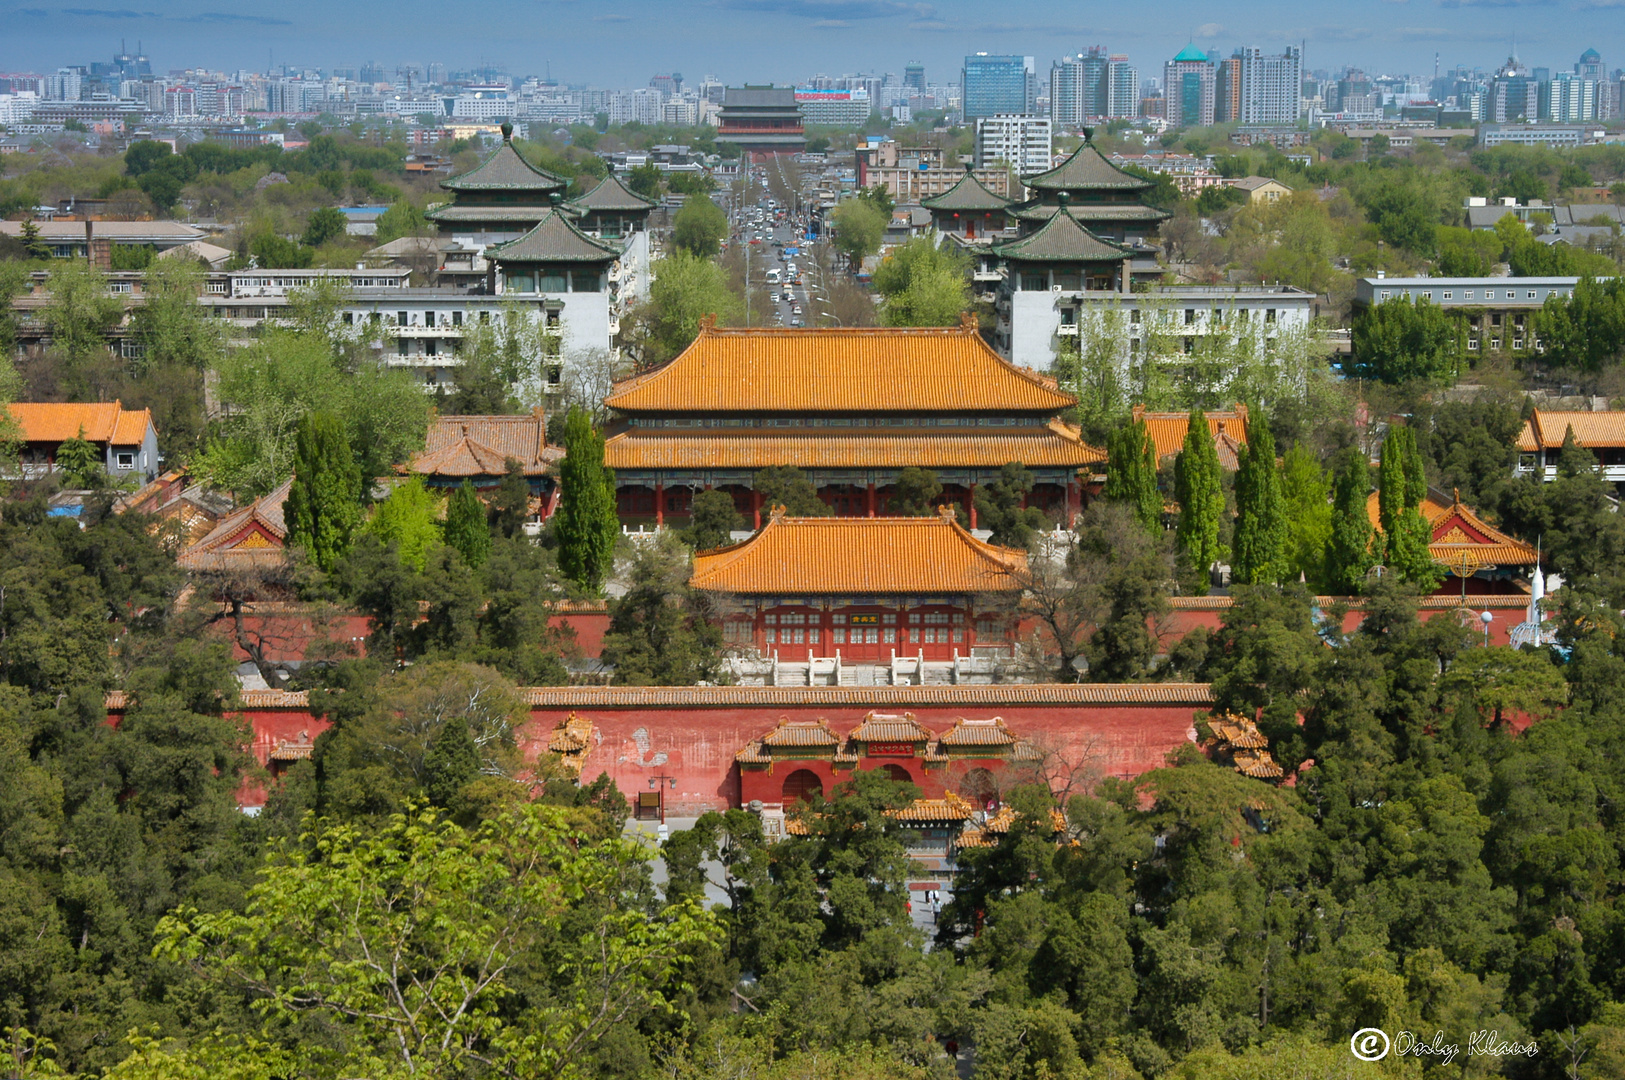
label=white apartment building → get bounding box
[1238,46,1303,126]
[1003,282,1315,372]
[974,114,1052,172]
[451,87,512,120]
[0,91,38,126]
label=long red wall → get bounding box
[112,684,1213,814]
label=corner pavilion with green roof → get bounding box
[566,173,658,240]
[1008,133,1170,265]
[426,123,572,246]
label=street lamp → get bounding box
[1480,610,1494,648]
[649,774,676,823]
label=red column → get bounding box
[867,482,876,518]
[752,489,762,530]
[655,480,665,528]
[968,483,977,530]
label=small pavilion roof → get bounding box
[407,410,560,479]
[991,207,1133,263]
[921,171,1014,212]
[936,716,1019,747]
[440,136,570,193]
[177,478,291,572]
[569,173,659,213]
[1132,404,1249,466]
[485,209,624,264]
[759,717,843,748]
[850,711,935,743]
[605,314,1075,414]
[1021,140,1154,193]
[690,509,1026,596]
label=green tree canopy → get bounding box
[600,532,727,685]
[1174,410,1224,593]
[1326,447,1375,594]
[639,249,743,365]
[887,466,945,516]
[365,476,441,571]
[284,410,363,573]
[300,206,348,247]
[1350,296,1460,384]
[672,193,729,258]
[444,479,491,569]
[975,462,1050,549]
[752,465,832,518]
[1232,413,1286,585]
[1104,415,1162,535]
[684,488,743,551]
[828,198,887,269]
[873,237,970,327]
[553,406,620,593]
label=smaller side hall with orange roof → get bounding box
[602,315,1104,528]
[6,401,159,482]
[1516,409,1625,491]
[1365,487,1538,596]
[690,507,1026,662]
[1131,404,1249,469]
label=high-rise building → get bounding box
[1575,49,1614,118]
[1106,55,1139,119]
[962,54,1036,120]
[1215,56,1242,122]
[1547,72,1596,121]
[1050,55,1085,126]
[1162,45,1215,127]
[1237,46,1302,125]
[904,62,925,92]
[44,68,83,102]
[1490,56,1537,122]
[974,114,1053,171]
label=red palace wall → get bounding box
[108,685,1212,814]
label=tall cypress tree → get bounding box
[1231,410,1285,585]
[555,406,620,594]
[1103,416,1161,534]
[1326,447,1374,594]
[1174,409,1223,595]
[285,411,362,573]
[1379,426,1441,588]
[444,480,491,569]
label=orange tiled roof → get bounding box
[1130,404,1249,464]
[690,510,1026,596]
[8,400,153,445]
[936,716,1019,747]
[887,793,975,822]
[604,316,1075,414]
[603,420,1105,471]
[408,411,560,478]
[760,717,842,747]
[177,479,292,571]
[1517,410,1625,451]
[1364,489,1537,567]
[850,711,934,743]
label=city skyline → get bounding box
[0,0,1614,88]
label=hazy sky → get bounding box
[1,0,1616,87]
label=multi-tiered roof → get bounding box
[1008,136,1171,245]
[426,125,571,235]
[602,316,1104,474]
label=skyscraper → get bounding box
[1163,45,1215,128]
[904,62,925,92]
[1106,56,1139,119]
[1237,46,1302,125]
[1050,54,1085,126]
[962,54,1036,120]
[1215,55,1241,122]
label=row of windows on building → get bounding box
[1377,287,1566,303]
[1057,306,1283,325]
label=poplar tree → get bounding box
[555,406,620,593]
[1103,416,1161,534]
[1174,409,1224,595]
[1231,411,1285,585]
[1326,447,1374,594]
[444,480,491,569]
[285,411,362,573]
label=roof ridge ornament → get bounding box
[769,503,788,523]
[500,121,513,143]
[959,310,978,331]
